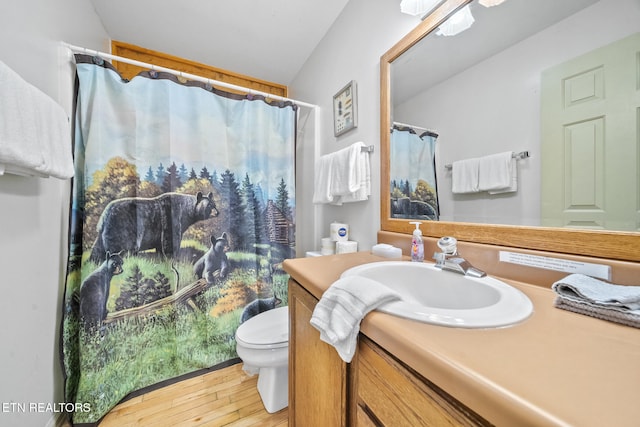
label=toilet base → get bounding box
[256,365,288,413]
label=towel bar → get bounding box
[361,145,374,153]
[444,150,529,170]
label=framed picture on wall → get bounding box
[333,80,358,136]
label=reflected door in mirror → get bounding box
[541,32,640,231]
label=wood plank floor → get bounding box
[64,363,288,426]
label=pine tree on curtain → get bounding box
[61,55,296,425]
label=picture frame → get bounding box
[333,80,358,136]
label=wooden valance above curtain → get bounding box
[111,40,288,98]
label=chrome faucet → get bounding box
[432,236,486,278]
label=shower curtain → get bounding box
[61,55,296,425]
[390,125,439,220]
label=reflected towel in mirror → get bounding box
[451,157,480,193]
[478,151,514,192]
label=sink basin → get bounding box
[340,261,533,328]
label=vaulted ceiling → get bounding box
[89,0,351,86]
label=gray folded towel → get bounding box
[552,274,640,328]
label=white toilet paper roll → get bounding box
[320,237,335,255]
[330,222,349,242]
[321,237,334,249]
[320,247,335,256]
[336,241,358,254]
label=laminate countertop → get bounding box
[283,252,640,427]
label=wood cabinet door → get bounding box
[288,279,349,426]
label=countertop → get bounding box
[283,252,640,427]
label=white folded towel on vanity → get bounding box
[552,274,640,328]
[313,141,371,205]
[0,60,74,179]
[310,276,401,362]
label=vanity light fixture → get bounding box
[479,0,507,7]
[400,0,441,18]
[436,5,474,36]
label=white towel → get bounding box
[310,275,401,362]
[478,151,513,191]
[488,158,518,194]
[552,274,640,328]
[330,142,363,196]
[313,141,370,204]
[478,151,513,192]
[312,153,335,204]
[0,60,74,179]
[340,143,370,203]
[451,157,480,194]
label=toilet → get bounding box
[235,306,289,413]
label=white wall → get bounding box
[290,0,420,254]
[0,2,108,426]
[395,0,640,225]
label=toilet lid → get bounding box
[236,306,289,348]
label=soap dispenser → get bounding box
[409,222,424,262]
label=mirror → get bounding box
[380,0,640,262]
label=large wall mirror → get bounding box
[380,0,640,262]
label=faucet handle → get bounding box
[437,236,458,255]
[433,252,446,263]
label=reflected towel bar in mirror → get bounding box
[444,150,529,170]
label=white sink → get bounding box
[341,261,533,328]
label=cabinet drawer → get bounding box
[357,337,490,427]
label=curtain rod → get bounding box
[392,121,431,132]
[392,121,439,138]
[63,43,317,109]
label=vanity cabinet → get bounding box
[288,278,490,427]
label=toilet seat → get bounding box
[236,306,289,350]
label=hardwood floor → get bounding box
[64,363,288,426]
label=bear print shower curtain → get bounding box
[61,55,296,425]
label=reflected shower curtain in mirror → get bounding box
[61,55,296,425]
[390,126,439,220]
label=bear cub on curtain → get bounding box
[194,232,230,283]
[79,251,124,331]
[240,294,282,324]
